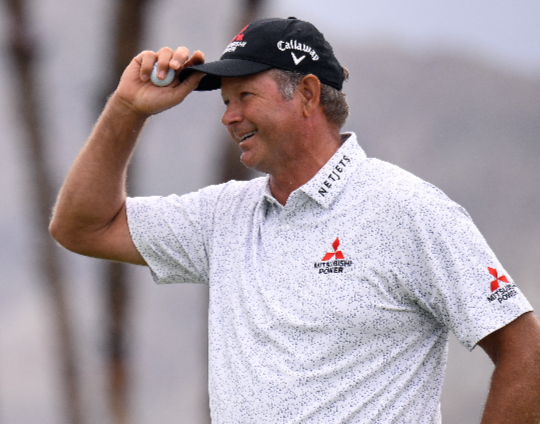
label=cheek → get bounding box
[256,106,291,128]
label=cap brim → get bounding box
[179,59,273,91]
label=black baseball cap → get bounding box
[179,17,345,91]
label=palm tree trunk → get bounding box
[4,0,83,423]
[99,1,149,422]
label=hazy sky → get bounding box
[271,0,540,74]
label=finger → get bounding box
[136,50,158,82]
[169,46,191,71]
[154,47,174,80]
[183,50,205,69]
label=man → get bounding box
[50,17,540,423]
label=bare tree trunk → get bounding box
[99,1,149,423]
[104,261,131,424]
[218,0,266,183]
[3,1,83,423]
[100,0,150,101]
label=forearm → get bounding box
[49,94,148,251]
[50,47,204,261]
[479,313,540,424]
[481,358,540,423]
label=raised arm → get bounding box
[49,47,205,264]
[478,311,540,424]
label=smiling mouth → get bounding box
[237,130,258,143]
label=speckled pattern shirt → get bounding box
[127,133,532,423]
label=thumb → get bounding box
[179,69,206,92]
[164,71,206,109]
[169,70,204,101]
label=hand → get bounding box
[112,46,205,117]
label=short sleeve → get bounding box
[126,187,220,285]
[396,182,532,351]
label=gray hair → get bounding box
[267,68,350,129]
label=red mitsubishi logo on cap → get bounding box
[322,238,345,261]
[488,267,509,292]
[231,25,249,42]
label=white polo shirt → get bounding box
[127,133,532,424]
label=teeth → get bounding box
[238,131,257,142]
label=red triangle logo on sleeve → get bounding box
[488,267,509,292]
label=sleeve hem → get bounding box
[467,307,534,351]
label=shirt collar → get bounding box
[261,175,278,206]
[300,133,366,208]
[262,132,366,209]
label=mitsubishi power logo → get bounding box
[486,267,518,303]
[322,237,344,261]
[314,237,353,274]
[488,267,509,292]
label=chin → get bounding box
[239,152,256,169]
[240,157,266,174]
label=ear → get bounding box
[298,74,321,117]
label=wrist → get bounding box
[107,92,151,123]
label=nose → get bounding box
[221,102,242,127]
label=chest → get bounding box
[208,197,425,335]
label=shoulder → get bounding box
[197,176,268,211]
[352,157,447,205]
[127,176,268,221]
[345,158,472,232]
[203,176,268,199]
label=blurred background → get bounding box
[0,0,539,423]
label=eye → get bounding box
[223,99,230,106]
[240,92,252,98]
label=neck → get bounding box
[269,128,343,205]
